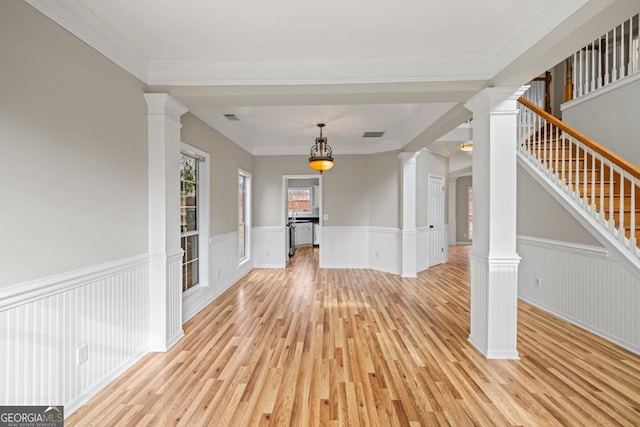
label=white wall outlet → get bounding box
[77,344,88,366]
[266,251,270,257]
[535,277,541,287]
[323,214,329,220]
[375,251,379,258]
[217,269,221,278]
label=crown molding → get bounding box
[25,0,149,82]
[146,57,493,87]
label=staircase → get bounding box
[517,97,640,261]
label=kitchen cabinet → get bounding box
[295,222,313,246]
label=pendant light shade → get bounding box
[309,123,334,172]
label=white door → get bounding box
[428,175,445,268]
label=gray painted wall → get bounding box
[0,1,148,287]
[455,176,473,243]
[252,156,318,227]
[562,78,640,166]
[253,152,400,228]
[517,166,600,245]
[367,151,400,228]
[181,113,253,236]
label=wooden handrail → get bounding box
[518,96,640,180]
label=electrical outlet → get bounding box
[375,251,379,258]
[77,344,88,366]
[266,251,270,257]
[217,269,221,278]
[535,277,541,287]
[323,214,329,221]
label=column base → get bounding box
[401,230,417,278]
[468,249,520,360]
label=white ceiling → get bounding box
[26,0,592,155]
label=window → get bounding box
[288,188,312,215]
[180,153,199,291]
[180,145,209,293]
[238,169,251,263]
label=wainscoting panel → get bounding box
[369,228,401,275]
[417,227,429,272]
[322,227,369,269]
[0,255,149,415]
[183,232,252,323]
[518,236,640,355]
[166,252,184,348]
[253,226,286,268]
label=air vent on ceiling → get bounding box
[362,131,385,138]
[223,114,239,121]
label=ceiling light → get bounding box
[459,141,473,152]
[309,123,334,173]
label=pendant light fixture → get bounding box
[309,123,334,173]
[458,141,473,152]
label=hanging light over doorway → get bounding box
[309,123,334,173]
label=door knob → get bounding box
[429,225,434,228]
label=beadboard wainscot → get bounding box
[0,254,149,416]
[369,227,402,275]
[182,231,253,323]
[517,235,640,355]
[321,226,370,269]
[252,226,286,268]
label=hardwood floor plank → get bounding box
[66,246,640,426]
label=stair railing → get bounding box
[568,12,639,101]
[518,97,640,257]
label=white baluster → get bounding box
[591,149,596,209]
[627,17,633,75]
[554,126,559,182]
[619,169,626,242]
[609,163,615,229]
[631,178,637,248]
[613,25,618,81]
[561,129,566,188]
[598,37,603,88]
[605,31,610,85]
[573,52,578,99]
[568,134,573,191]
[591,41,596,93]
[583,145,588,204]
[599,154,605,223]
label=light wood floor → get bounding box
[67,246,640,426]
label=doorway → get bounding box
[427,175,445,268]
[283,175,322,265]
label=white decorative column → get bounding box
[399,152,420,278]
[144,93,188,352]
[448,177,457,245]
[464,86,528,359]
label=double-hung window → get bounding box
[238,169,251,263]
[180,145,209,293]
[180,153,199,291]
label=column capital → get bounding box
[398,151,420,165]
[464,86,529,115]
[144,93,188,120]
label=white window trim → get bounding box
[181,142,210,298]
[239,168,252,266]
